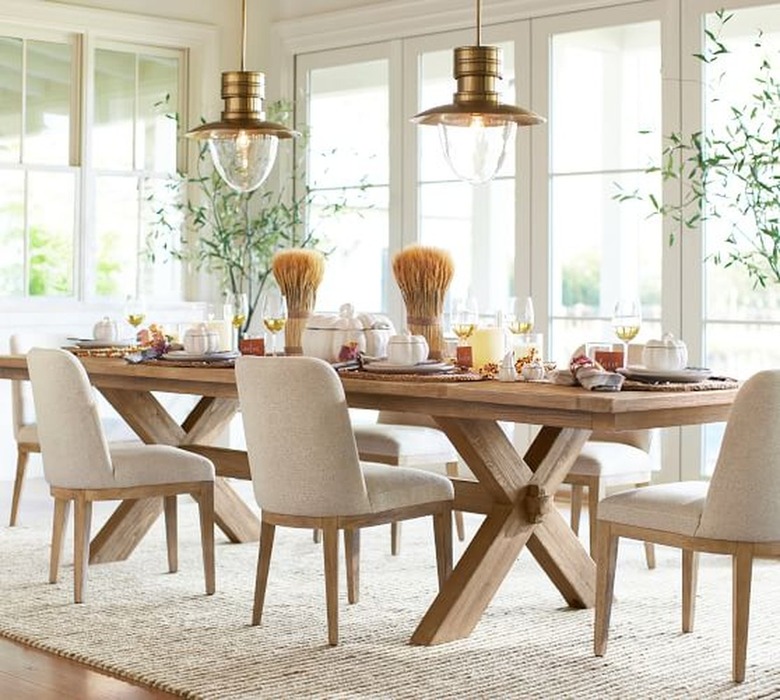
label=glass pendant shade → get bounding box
[207,129,279,193]
[438,118,516,184]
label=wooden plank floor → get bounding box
[0,475,181,699]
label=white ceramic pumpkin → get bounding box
[642,333,688,371]
[93,317,119,342]
[183,323,221,355]
[386,330,429,365]
[301,303,395,362]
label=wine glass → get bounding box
[611,298,642,368]
[450,297,478,346]
[507,296,535,335]
[262,288,287,356]
[124,295,146,335]
[226,292,249,350]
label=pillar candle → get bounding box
[471,327,507,369]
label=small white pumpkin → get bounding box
[386,330,429,365]
[642,333,688,371]
[183,323,221,355]
[93,316,119,342]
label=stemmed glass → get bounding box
[451,297,478,346]
[124,295,146,336]
[611,298,642,368]
[226,292,249,351]
[262,288,287,356]
[507,296,534,335]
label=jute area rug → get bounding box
[1,490,779,699]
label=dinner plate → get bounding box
[619,366,712,383]
[363,360,456,375]
[70,339,137,349]
[160,350,238,362]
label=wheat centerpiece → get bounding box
[391,245,454,360]
[272,248,326,355]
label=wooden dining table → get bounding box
[0,354,737,645]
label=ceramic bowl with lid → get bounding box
[386,331,429,365]
[642,333,688,371]
[183,323,221,355]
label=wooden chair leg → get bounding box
[73,496,92,604]
[594,521,619,657]
[732,544,754,683]
[49,497,71,584]
[432,506,453,588]
[196,484,215,595]
[9,448,29,527]
[445,461,466,542]
[587,478,602,558]
[344,528,360,605]
[570,484,583,536]
[252,520,275,626]
[644,541,657,570]
[322,520,340,646]
[163,495,178,573]
[682,549,699,632]
[391,522,401,556]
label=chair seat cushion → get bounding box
[568,441,655,479]
[361,462,454,513]
[598,481,708,536]
[353,425,457,466]
[109,444,215,487]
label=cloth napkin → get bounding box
[557,352,624,391]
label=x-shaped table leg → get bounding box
[411,418,594,645]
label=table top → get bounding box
[0,354,737,432]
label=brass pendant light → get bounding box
[411,0,545,184]
[187,0,297,193]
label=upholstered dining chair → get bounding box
[8,332,138,526]
[594,369,780,683]
[564,429,658,568]
[27,347,216,603]
[235,355,454,646]
[353,410,466,553]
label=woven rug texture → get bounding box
[1,499,779,699]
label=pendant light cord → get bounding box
[476,0,482,46]
[240,0,247,72]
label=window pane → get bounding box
[305,58,389,312]
[28,171,75,296]
[551,23,660,173]
[0,37,22,163]
[313,186,388,312]
[95,175,139,297]
[138,55,179,173]
[0,170,24,295]
[26,40,71,166]
[308,60,388,188]
[94,49,135,170]
[549,21,661,363]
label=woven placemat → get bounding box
[622,377,739,392]
[136,358,235,369]
[339,368,485,382]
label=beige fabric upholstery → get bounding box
[353,424,457,466]
[236,356,453,517]
[27,348,215,489]
[597,481,708,536]
[570,441,654,481]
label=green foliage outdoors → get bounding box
[28,225,71,296]
[614,10,780,289]
[147,100,356,333]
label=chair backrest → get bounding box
[9,333,66,439]
[376,410,438,430]
[235,356,371,516]
[589,429,653,453]
[697,369,780,541]
[26,348,113,489]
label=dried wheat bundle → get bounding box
[272,249,326,354]
[391,245,454,360]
